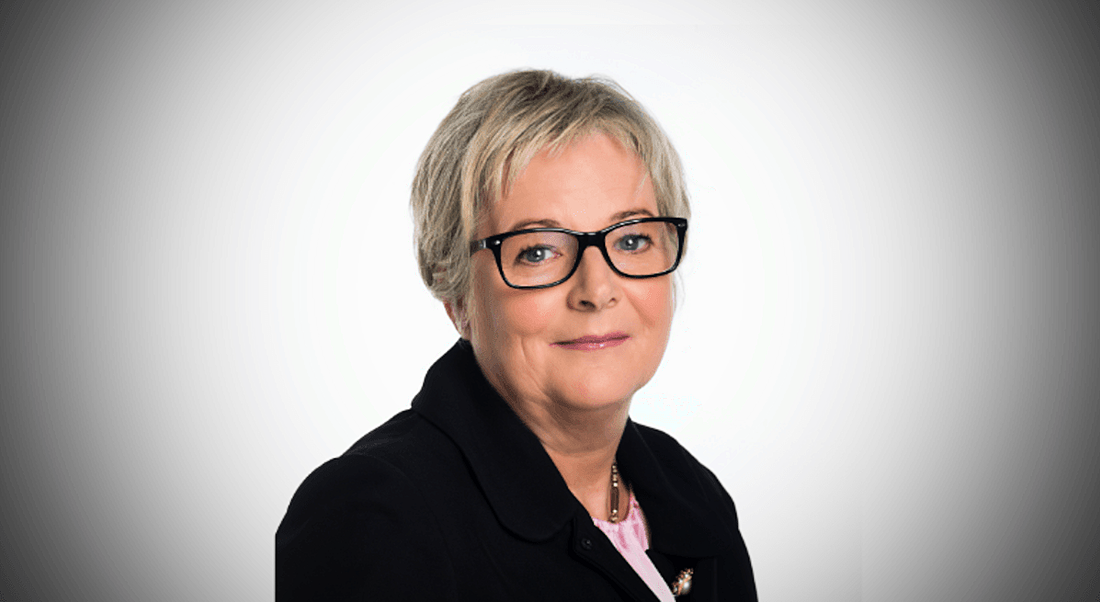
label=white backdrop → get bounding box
[2,1,1099,601]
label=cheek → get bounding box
[632,278,675,332]
[637,280,675,381]
[496,292,561,340]
[471,265,560,343]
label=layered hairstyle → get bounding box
[411,69,691,304]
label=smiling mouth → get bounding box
[553,332,630,351]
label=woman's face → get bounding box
[459,133,675,414]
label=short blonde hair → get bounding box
[411,69,690,303]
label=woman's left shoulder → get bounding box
[629,421,713,474]
[625,421,748,560]
[626,422,738,508]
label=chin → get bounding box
[557,372,645,410]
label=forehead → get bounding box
[486,133,657,234]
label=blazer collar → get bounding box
[412,340,732,556]
[618,421,734,557]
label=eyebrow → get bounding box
[507,208,656,232]
[610,208,655,222]
[509,218,564,231]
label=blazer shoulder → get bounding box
[276,413,461,600]
[279,408,459,540]
[343,408,444,459]
[629,421,742,527]
[632,422,713,476]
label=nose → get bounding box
[566,245,619,311]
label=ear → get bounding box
[443,298,472,340]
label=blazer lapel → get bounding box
[410,339,578,542]
[411,340,746,601]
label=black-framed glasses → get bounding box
[471,217,688,289]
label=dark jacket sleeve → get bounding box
[276,454,458,601]
[707,468,757,601]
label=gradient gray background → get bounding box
[2,1,1098,600]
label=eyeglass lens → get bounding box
[498,220,680,288]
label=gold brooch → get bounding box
[670,567,694,596]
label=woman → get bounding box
[276,69,756,601]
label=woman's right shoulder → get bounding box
[285,408,456,511]
[275,408,462,599]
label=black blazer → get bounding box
[277,340,756,601]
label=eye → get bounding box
[515,245,561,265]
[614,233,652,253]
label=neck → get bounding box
[506,396,631,522]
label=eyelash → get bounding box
[614,233,652,252]
[515,245,561,265]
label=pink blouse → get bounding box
[592,494,676,602]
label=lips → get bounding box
[553,332,630,351]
